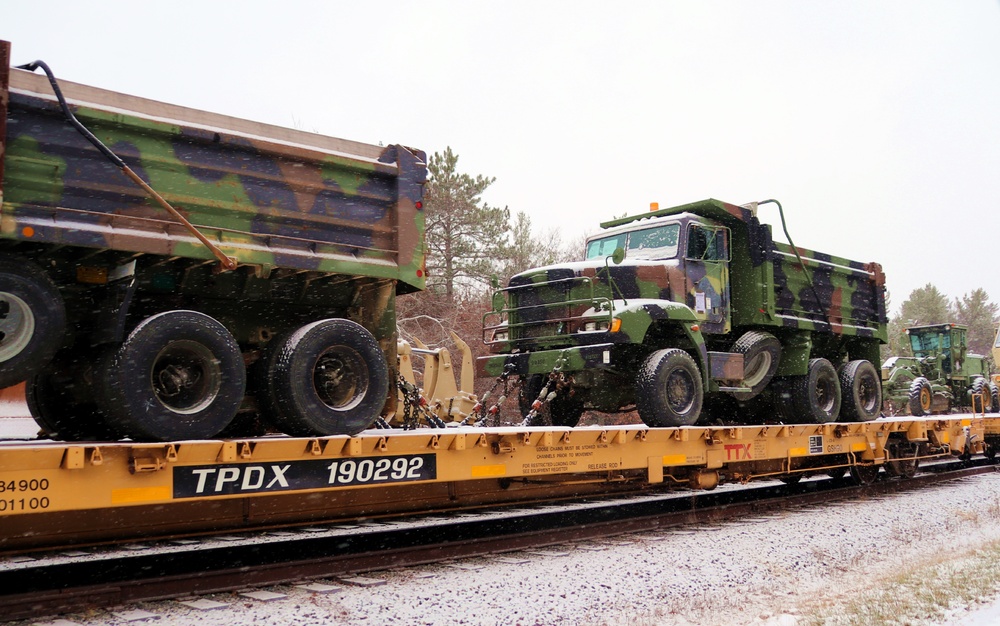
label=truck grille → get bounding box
[483,274,611,346]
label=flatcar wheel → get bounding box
[884,441,920,479]
[27,348,119,441]
[263,319,389,437]
[0,256,67,389]
[849,463,879,485]
[985,444,998,462]
[99,310,246,442]
[635,348,703,427]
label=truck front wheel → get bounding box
[636,349,703,427]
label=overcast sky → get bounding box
[4,1,999,315]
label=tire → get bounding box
[990,382,1000,414]
[971,377,991,413]
[27,347,119,441]
[838,360,882,422]
[99,310,246,441]
[907,377,932,416]
[773,358,841,423]
[0,257,66,389]
[635,349,703,427]
[549,391,584,427]
[728,331,781,400]
[262,319,389,437]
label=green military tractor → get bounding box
[881,323,999,415]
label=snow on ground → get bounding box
[14,471,1000,626]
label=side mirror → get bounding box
[490,275,500,289]
[611,247,625,265]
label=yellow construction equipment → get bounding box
[396,332,478,424]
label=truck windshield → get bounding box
[585,224,680,260]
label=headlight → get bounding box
[580,320,611,333]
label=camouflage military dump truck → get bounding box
[0,41,426,441]
[481,199,888,427]
[881,324,999,415]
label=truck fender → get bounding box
[615,301,710,390]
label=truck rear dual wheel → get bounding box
[0,257,66,390]
[908,377,932,416]
[773,358,841,424]
[27,347,120,441]
[838,360,881,422]
[636,348,703,427]
[258,319,389,437]
[99,310,246,442]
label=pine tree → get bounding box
[422,147,510,301]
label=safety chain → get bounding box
[520,371,574,427]
[463,363,517,427]
[463,355,572,428]
[396,375,447,430]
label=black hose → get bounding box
[15,60,125,168]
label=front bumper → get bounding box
[476,343,617,379]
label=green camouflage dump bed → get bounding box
[2,62,426,293]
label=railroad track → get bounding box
[1,462,994,622]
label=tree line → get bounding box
[885,284,998,367]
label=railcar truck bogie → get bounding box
[0,41,427,441]
[481,199,888,426]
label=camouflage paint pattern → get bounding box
[480,198,887,406]
[1,43,426,413]
[2,62,427,294]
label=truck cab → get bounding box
[583,214,732,333]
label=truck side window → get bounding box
[687,225,728,261]
[688,226,708,259]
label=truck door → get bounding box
[685,223,731,333]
